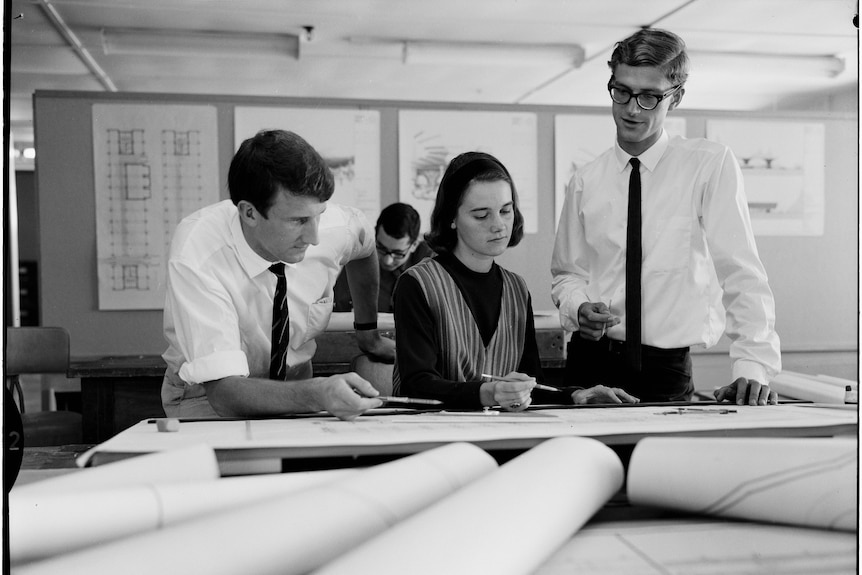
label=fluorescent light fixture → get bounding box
[101,28,300,60]
[404,41,584,67]
[348,37,584,68]
[691,51,845,78]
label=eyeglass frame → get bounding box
[376,242,413,260]
[607,79,682,111]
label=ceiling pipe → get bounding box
[36,0,117,92]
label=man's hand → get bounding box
[571,385,639,405]
[317,372,384,420]
[715,377,778,406]
[354,330,395,363]
[577,301,618,341]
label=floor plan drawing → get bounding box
[93,104,218,310]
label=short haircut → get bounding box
[608,28,690,86]
[228,129,334,217]
[425,151,524,254]
[376,202,421,242]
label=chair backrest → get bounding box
[5,326,70,375]
[350,354,394,396]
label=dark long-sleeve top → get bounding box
[393,252,574,408]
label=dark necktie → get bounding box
[269,263,289,380]
[626,158,642,372]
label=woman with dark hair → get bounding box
[393,151,636,410]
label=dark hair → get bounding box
[608,28,689,86]
[228,130,334,217]
[376,202,421,242]
[425,151,524,254]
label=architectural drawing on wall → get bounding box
[707,120,825,236]
[399,110,538,234]
[554,115,686,227]
[234,107,381,222]
[93,104,219,310]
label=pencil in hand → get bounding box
[353,388,442,406]
[481,374,562,392]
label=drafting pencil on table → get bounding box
[353,388,442,406]
[376,396,442,406]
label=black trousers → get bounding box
[565,334,694,402]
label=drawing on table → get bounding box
[627,436,857,531]
[533,520,857,575]
[93,104,219,310]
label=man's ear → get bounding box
[237,200,260,227]
[668,87,685,111]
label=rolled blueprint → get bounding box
[770,371,847,404]
[627,436,857,531]
[315,436,625,575]
[15,442,497,575]
[12,443,220,497]
[10,468,354,565]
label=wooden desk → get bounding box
[69,313,567,443]
[69,355,168,444]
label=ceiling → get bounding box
[8,0,860,150]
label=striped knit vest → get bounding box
[393,258,529,394]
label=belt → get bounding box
[605,338,688,355]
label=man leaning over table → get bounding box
[551,28,781,406]
[161,129,394,420]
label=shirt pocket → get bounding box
[302,296,333,344]
[645,216,691,272]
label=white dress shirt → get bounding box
[551,131,781,384]
[162,199,374,389]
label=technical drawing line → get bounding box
[698,450,856,516]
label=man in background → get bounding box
[335,202,432,313]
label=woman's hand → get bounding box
[480,372,535,412]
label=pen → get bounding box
[480,374,561,392]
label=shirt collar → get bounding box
[614,129,669,173]
[229,208,277,278]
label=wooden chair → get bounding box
[349,354,393,395]
[5,326,83,446]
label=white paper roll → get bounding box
[315,436,625,575]
[15,442,497,575]
[627,436,857,531]
[10,468,355,565]
[770,371,847,404]
[12,444,220,497]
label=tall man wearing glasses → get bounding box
[334,202,432,313]
[551,28,781,406]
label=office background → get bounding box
[6,1,859,388]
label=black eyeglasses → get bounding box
[607,81,681,111]
[376,244,410,259]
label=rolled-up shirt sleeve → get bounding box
[166,258,250,384]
